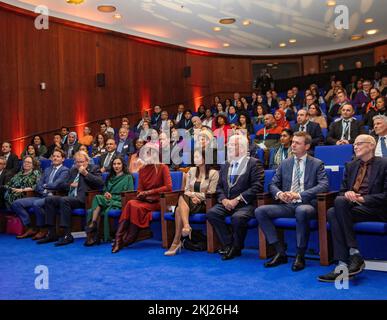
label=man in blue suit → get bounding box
[12,149,70,240]
[116,127,134,156]
[207,134,264,260]
[255,132,329,271]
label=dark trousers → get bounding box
[45,196,84,229]
[206,203,255,250]
[11,197,46,227]
[255,203,316,255]
[327,196,385,262]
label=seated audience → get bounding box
[292,109,323,149]
[214,103,227,117]
[128,139,145,174]
[85,156,134,245]
[266,90,278,110]
[4,156,41,209]
[372,115,387,157]
[91,133,107,158]
[255,114,282,151]
[177,110,193,130]
[207,134,264,260]
[173,104,185,125]
[319,135,387,282]
[60,126,69,145]
[213,114,231,145]
[116,127,134,156]
[0,156,12,209]
[274,109,290,129]
[364,88,381,115]
[21,135,47,158]
[21,144,39,161]
[327,90,349,124]
[134,111,151,135]
[269,129,294,169]
[227,106,239,126]
[100,139,118,173]
[104,119,115,137]
[308,104,327,129]
[45,133,63,159]
[78,127,93,146]
[12,149,70,240]
[364,96,387,128]
[237,112,254,134]
[156,110,169,132]
[326,104,365,145]
[1,142,19,175]
[63,132,80,159]
[37,151,104,246]
[255,132,329,271]
[165,150,219,256]
[202,108,213,128]
[252,105,266,125]
[353,80,372,114]
[151,105,162,129]
[112,143,172,253]
[197,105,206,120]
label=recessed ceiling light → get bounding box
[223,43,230,47]
[219,18,236,25]
[213,27,222,32]
[267,63,273,67]
[289,39,297,43]
[242,20,251,26]
[114,13,122,19]
[326,1,336,7]
[351,34,363,41]
[364,18,374,24]
[97,5,117,13]
[279,43,287,47]
[366,29,379,35]
[66,0,84,4]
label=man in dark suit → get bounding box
[38,151,104,246]
[326,104,365,145]
[176,110,193,130]
[1,142,19,175]
[155,110,170,132]
[255,132,329,271]
[151,105,162,129]
[207,134,264,260]
[292,109,323,149]
[319,135,387,282]
[372,115,387,157]
[11,149,70,240]
[44,133,63,159]
[99,138,118,173]
[116,127,134,157]
[0,156,11,209]
[292,86,303,107]
[172,104,185,125]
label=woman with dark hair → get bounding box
[197,105,206,120]
[211,96,221,113]
[364,96,387,128]
[227,105,239,126]
[4,156,41,208]
[128,138,145,174]
[253,105,266,125]
[308,104,327,129]
[21,144,39,160]
[112,143,172,253]
[85,156,134,245]
[214,103,227,117]
[30,135,47,157]
[250,91,259,109]
[237,112,254,134]
[164,149,219,256]
[202,108,213,128]
[177,110,193,130]
[224,98,232,113]
[212,114,231,144]
[284,98,296,121]
[269,129,293,169]
[91,133,107,158]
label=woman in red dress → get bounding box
[112,142,172,253]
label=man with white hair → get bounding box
[207,134,264,260]
[372,115,387,157]
[319,134,387,282]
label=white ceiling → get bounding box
[4,0,387,55]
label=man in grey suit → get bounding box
[255,132,329,271]
[207,134,264,261]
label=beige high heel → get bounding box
[182,225,192,239]
[164,242,182,256]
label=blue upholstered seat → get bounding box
[315,144,354,166]
[225,215,258,228]
[164,212,207,223]
[273,218,318,230]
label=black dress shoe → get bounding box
[36,233,58,245]
[264,253,288,268]
[348,254,365,276]
[291,255,306,272]
[318,269,354,283]
[217,246,231,255]
[54,233,74,247]
[222,246,241,261]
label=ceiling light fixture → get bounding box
[113,13,122,19]
[326,1,336,7]
[97,5,117,13]
[219,18,236,25]
[223,43,230,47]
[364,18,374,24]
[366,29,379,35]
[289,39,297,43]
[66,0,84,4]
[279,43,287,47]
[351,34,363,41]
[213,27,222,32]
[242,20,251,26]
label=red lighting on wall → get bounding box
[141,86,151,113]
[74,95,87,139]
[192,86,202,111]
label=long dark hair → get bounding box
[193,149,211,180]
[30,135,46,146]
[107,156,128,182]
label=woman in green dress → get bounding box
[85,156,134,246]
[4,156,41,208]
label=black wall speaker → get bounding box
[183,66,191,78]
[96,73,106,87]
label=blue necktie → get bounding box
[230,162,239,184]
[381,137,387,157]
[48,167,57,184]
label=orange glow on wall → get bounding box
[74,94,87,139]
[131,26,170,39]
[192,86,202,111]
[141,86,151,113]
[12,108,25,156]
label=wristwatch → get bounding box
[236,195,242,202]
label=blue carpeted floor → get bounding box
[1,234,386,300]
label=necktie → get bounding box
[48,167,57,184]
[230,162,239,184]
[381,137,387,157]
[353,161,370,193]
[104,153,112,168]
[300,125,305,132]
[68,173,80,197]
[291,158,302,193]
[343,120,350,140]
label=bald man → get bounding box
[319,135,387,282]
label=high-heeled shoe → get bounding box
[182,226,192,239]
[164,242,182,256]
[85,221,97,234]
